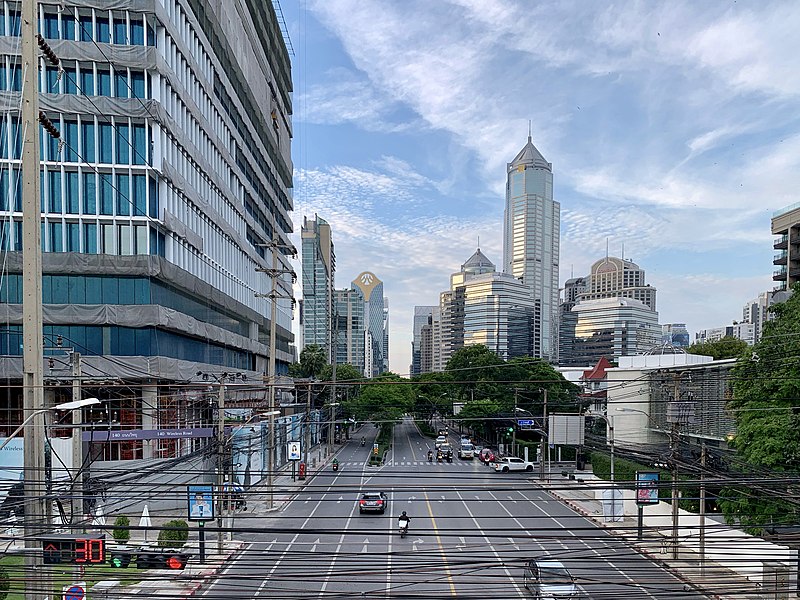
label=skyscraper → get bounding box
[503,135,560,362]
[579,257,656,310]
[333,287,365,374]
[772,203,800,291]
[352,271,387,377]
[411,306,436,376]
[301,215,335,358]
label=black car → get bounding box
[359,491,388,514]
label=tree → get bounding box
[358,372,413,430]
[718,284,800,533]
[290,344,327,379]
[687,336,748,360]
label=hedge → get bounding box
[157,519,189,548]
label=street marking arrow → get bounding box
[337,496,343,503]
[412,538,424,550]
[507,496,517,504]
[311,538,320,552]
[439,496,445,503]
[474,495,482,503]
[362,538,370,553]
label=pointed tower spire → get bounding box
[605,238,609,262]
[528,119,532,142]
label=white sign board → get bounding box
[548,414,585,445]
[287,441,301,461]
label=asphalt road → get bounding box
[200,417,704,599]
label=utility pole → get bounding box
[21,0,50,596]
[329,300,338,456]
[304,383,312,466]
[539,388,548,481]
[71,352,83,529]
[216,380,225,555]
[700,443,707,577]
[512,388,518,457]
[268,238,277,511]
[670,373,681,561]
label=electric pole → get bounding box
[670,373,680,561]
[216,380,225,555]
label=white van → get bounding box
[458,443,475,459]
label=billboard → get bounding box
[635,471,660,506]
[548,414,585,445]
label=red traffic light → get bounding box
[166,554,187,570]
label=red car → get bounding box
[479,448,496,463]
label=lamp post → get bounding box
[586,411,616,521]
[0,397,101,453]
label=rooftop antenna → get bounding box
[477,235,480,250]
[605,238,609,262]
[621,241,625,262]
[528,119,532,141]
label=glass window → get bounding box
[63,65,77,94]
[116,124,129,164]
[99,174,113,214]
[147,22,155,46]
[116,174,130,216]
[130,19,144,45]
[131,71,145,99]
[148,176,158,218]
[132,174,146,216]
[80,68,94,96]
[79,15,93,41]
[43,13,59,39]
[65,171,78,213]
[118,224,132,255]
[47,170,61,213]
[49,222,63,252]
[96,17,110,43]
[0,221,9,251]
[44,123,60,161]
[150,228,164,257]
[10,65,21,92]
[85,276,101,302]
[13,221,21,251]
[81,121,95,162]
[101,272,118,302]
[98,122,112,163]
[134,224,147,255]
[83,223,97,253]
[132,124,146,165]
[0,169,7,211]
[64,121,78,162]
[63,15,76,41]
[101,224,115,255]
[97,69,111,96]
[82,172,96,214]
[45,66,60,94]
[66,222,79,251]
[0,120,6,159]
[113,18,127,44]
[67,277,86,303]
[0,67,5,92]
[114,70,128,98]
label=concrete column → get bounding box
[141,386,157,459]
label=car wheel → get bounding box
[502,467,509,473]
[359,509,364,514]
[526,465,533,472]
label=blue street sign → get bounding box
[517,419,534,427]
[65,584,86,600]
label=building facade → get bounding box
[411,305,435,376]
[503,135,559,362]
[0,2,293,465]
[565,297,660,366]
[351,271,387,377]
[772,203,800,291]
[332,287,365,374]
[661,323,690,348]
[301,215,335,358]
[579,256,656,310]
[695,323,755,346]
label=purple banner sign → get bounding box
[82,427,216,442]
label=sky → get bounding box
[281,0,800,375]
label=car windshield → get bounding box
[539,565,573,585]
[462,444,473,450]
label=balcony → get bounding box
[774,234,789,250]
[774,251,788,265]
[773,267,787,281]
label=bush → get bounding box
[0,566,8,600]
[112,515,131,542]
[157,519,189,548]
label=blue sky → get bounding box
[283,0,800,374]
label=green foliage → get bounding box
[415,419,436,438]
[290,344,328,379]
[112,515,131,542]
[157,519,189,549]
[721,283,800,533]
[687,336,748,360]
[589,451,673,502]
[0,566,8,600]
[358,372,413,425]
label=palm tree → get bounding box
[299,344,327,379]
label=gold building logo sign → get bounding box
[353,271,381,301]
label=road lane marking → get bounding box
[424,491,458,597]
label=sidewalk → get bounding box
[543,471,771,600]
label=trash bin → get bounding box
[298,462,306,480]
[576,453,586,471]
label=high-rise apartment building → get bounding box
[333,287,365,374]
[695,324,755,346]
[579,257,656,310]
[0,2,294,460]
[741,292,773,344]
[503,135,560,362]
[559,276,587,362]
[772,203,800,291]
[411,306,436,376]
[352,271,387,377]
[301,215,335,358]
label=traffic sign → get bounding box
[517,419,534,427]
[287,441,301,461]
[64,582,86,600]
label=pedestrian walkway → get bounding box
[543,471,770,600]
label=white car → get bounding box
[522,559,578,598]
[435,435,447,449]
[493,457,534,473]
[458,443,475,459]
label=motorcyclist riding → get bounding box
[427,449,433,462]
[332,458,339,472]
[361,437,366,447]
[398,511,410,538]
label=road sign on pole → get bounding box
[288,441,301,461]
[64,582,86,600]
[517,419,534,427]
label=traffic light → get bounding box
[109,549,132,568]
[135,550,189,570]
[507,426,514,436]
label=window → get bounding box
[116,124,129,164]
[129,175,146,217]
[134,224,147,254]
[80,68,94,96]
[66,222,79,251]
[114,69,128,98]
[148,176,158,218]
[43,13,59,39]
[113,18,127,44]
[0,169,8,210]
[83,223,97,253]
[101,224,114,254]
[131,71,145,99]
[98,122,112,163]
[45,66,59,94]
[63,16,76,41]
[97,69,111,96]
[79,15,93,41]
[130,20,144,45]
[65,171,78,213]
[49,222,63,252]
[116,174,129,216]
[82,172,96,214]
[47,171,61,213]
[96,18,110,43]
[63,65,77,94]
[64,121,78,162]
[99,174,113,214]
[147,22,155,46]
[132,124,146,164]
[81,121,95,162]
[10,65,20,92]
[118,224,131,255]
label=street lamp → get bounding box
[586,411,617,522]
[0,397,101,452]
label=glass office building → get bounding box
[352,271,387,378]
[0,2,294,460]
[301,215,335,359]
[503,135,559,363]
